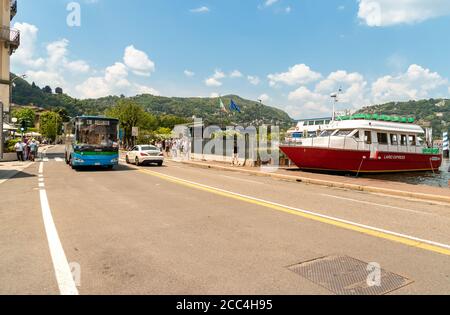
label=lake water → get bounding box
[363,158,450,188]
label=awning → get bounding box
[2,122,17,131]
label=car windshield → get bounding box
[141,146,159,151]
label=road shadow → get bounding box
[74,164,135,173]
[0,170,37,180]
[41,152,65,160]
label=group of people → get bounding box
[158,138,191,159]
[14,139,40,162]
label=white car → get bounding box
[126,145,164,166]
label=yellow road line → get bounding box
[138,168,450,257]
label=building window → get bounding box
[377,133,389,145]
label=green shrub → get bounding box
[5,139,21,153]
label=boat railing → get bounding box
[282,136,439,155]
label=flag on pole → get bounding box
[229,99,241,113]
[219,98,228,113]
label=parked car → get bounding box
[126,145,164,166]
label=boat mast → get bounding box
[330,88,343,121]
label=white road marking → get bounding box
[320,194,433,216]
[218,174,264,185]
[43,158,49,162]
[38,162,78,295]
[55,158,64,162]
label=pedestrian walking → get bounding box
[14,141,24,162]
[29,140,38,162]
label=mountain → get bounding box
[11,74,294,128]
[357,99,450,138]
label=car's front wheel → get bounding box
[135,157,140,166]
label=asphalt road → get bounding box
[1,145,450,295]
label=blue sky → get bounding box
[11,0,450,118]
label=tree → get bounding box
[39,111,62,142]
[42,86,53,94]
[55,87,63,94]
[105,100,155,146]
[12,108,35,129]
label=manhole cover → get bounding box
[288,255,412,295]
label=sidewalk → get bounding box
[176,159,450,204]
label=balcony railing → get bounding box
[0,26,20,54]
[11,0,17,20]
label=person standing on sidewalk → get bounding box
[29,140,38,162]
[14,141,24,162]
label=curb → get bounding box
[179,160,450,204]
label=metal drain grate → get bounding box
[288,255,412,295]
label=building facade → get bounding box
[0,0,19,116]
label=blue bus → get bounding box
[64,116,120,169]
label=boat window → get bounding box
[390,134,398,145]
[400,135,407,146]
[292,132,302,139]
[325,120,331,124]
[409,135,417,146]
[319,130,334,137]
[335,129,356,137]
[364,131,372,144]
[377,133,389,145]
[315,120,324,125]
[308,121,315,126]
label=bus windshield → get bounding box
[76,119,119,147]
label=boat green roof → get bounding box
[336,114,415,124]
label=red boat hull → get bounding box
[279,146,443,173]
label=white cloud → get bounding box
[259,93,271,103]
[11,22,45,68]
[184,70,195,77]
[268,64,322,86]
[75,62,159,98]
[264,0,278,7]
[358,0,450,27]
[247,75,261,85]
[315,70,368,108]
[230,70,243,78]
[205,70,226,87]
[371,64,448,103]
[281,63,449,118]
[123,45,155,76]
[190,6,210,13]
[24,70,65,90]
[287,86,331,118]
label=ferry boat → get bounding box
[280,114,443,173]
